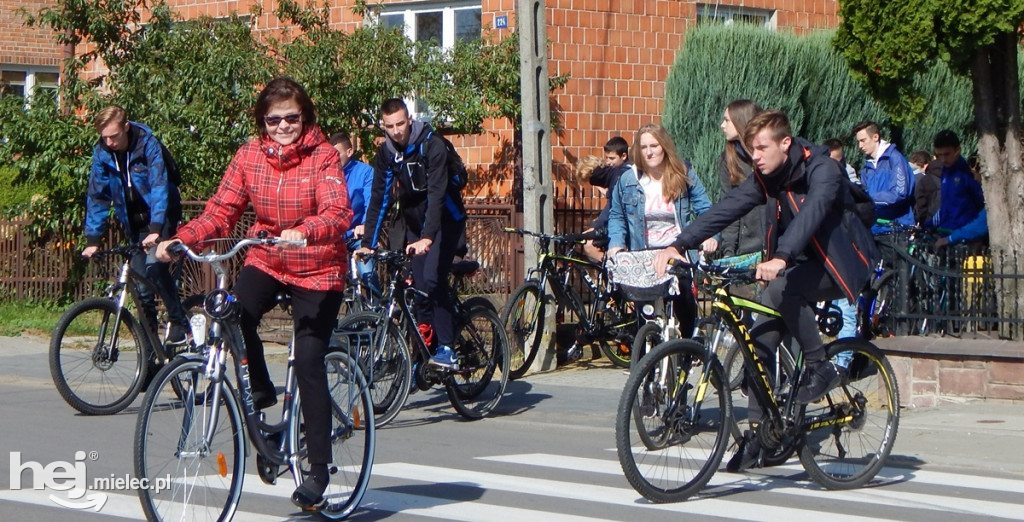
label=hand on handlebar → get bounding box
[700,237,719,254]
[81,245,99,259]
[653,247,686,277]
[755,258,787,282]
[278,228,306,250]
[406,238,432,256]
[155,239,183,262]
[353,246,375,260]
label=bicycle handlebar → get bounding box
[170,236,307,264]
[502,227,604,243]
[666,258,758,285]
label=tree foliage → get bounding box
[0,0,562,244]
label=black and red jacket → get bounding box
[671,137,879,302]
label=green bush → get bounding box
[0,166,45,212]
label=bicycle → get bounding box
[134,236,374,520]
[49,244,204,415]
[341,249,383,315]
[333,249,509,425]
[616,260,900,502]
[501,227,637,376]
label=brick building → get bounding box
[1,0,839,203]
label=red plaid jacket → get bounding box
[176,126,352,291]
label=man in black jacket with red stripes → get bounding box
[655,110,880,470]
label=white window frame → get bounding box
[1,66,60,104]
[377,1,482,49]
[373,2,482,121]
[696,3,777,30]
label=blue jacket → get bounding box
[948,209,988,243]
[343,159,374,241]
[607,164,714,252]
[85,122,181,245]
[929,156,985,233]
[861,142,915,233]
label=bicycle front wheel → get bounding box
[798,339,900,489]
[333,311,411,427]
[50,297,147,415]
[616,339,731,503]
[447,303,510,419]
[500,280,545,379]
[290,350,375,519]
[134,357,245,522]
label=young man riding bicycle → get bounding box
[355,98,467,370]
[654,110,880,472]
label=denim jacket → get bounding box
[607,164,714,252]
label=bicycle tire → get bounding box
[500,280,546,379]
[598,293,636,368]
[629,322,663,371]
[798,339,900,490]
[289,350,375,519]
[616,339,732,503]
[135,356,245,522]
[447,304,510,419]
[333,311,412,427]
[49,297,147,415]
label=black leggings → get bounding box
[233,266,343,465]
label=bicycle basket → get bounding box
[608,250,680,302]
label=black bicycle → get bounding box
[501,227,637,376]
[49,244,204,415]
[333,249,509,424]
[134,236,374,520]
[617,260,900,502]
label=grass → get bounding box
[0,300,69,337]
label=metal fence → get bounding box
[874,234,1023,340]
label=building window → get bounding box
[696,3,776,29]
[376,2,482,119]
[1,67,60,103]
[379,2,482,48]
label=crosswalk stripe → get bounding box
[371,462,881,521]
[481,453,1024,518]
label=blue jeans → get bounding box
[832,298,858,369]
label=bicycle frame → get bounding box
[99,248,177,364]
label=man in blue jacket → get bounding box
[929,130,987,247]
[853,121,916,234]
[330,131,379,297]
[83,105,187,345]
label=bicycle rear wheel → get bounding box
[290,350,375,519]
[333,311,411,427]
[50,297,147,415]
[447,303,510,419]
[135,357,245,521]
[500,280,545,379]
[798,339,900,489]
[616,339,731,503]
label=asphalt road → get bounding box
[2,334,1023,521]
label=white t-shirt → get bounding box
[639,176,680,248]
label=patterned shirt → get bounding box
[640,176,680,248]
[175,126,352,291]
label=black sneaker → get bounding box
[252,388,278,410]
[725,430,761,473]
[795,360,842,404]
[166,323,189,346]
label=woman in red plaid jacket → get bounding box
[157,77,352,508]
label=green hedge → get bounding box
[663,25,976,200]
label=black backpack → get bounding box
[846,178,876,228]
[421,131,468,191]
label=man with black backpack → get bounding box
[357,98,468,369]
[653,110,881,472]
[82,105,188,345]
